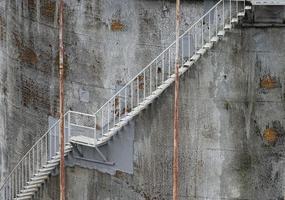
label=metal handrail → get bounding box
[0,0,246,199]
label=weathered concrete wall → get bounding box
[39,26,285,199]
[0,0,205,188]
[2,0,285,199]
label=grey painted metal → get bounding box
[0,0,247,199]
[251,0,285,5]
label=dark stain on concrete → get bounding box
[111,20,125,31]
[19,47,38,65]
[41,0,56,19]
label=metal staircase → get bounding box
[0,0,251,199]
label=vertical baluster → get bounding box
[137,76,139,105]
[150,66,152,94]
[113,98,116,127]
[209,13,211,42]
[143,71,146,99]
[181,37,184,65]
[101,109,104,137]
[162,54,165,82]
[131,82,134,109]
[168,49,171,77]
[216,7,218,36]
[201,20,203,48]
[68,112,71,140]
[236,0,238,17]
[107,102,110,131]
[194,25,196,51]
[125,88,128,115]
[223,0,225,27]
[155,61,158,90]
[230,0,232,21]
[188,31,191,59]
[94,114,97,142]
[118,94,121,122]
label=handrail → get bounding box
[0,0,246,198]
[93,0,224,115]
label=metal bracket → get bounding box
[73,144,115,166]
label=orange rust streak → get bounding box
[111,20,125,31]
[263,128,278,144]
[260,75,277,89]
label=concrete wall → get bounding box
[39,26,285,199]
[1,0,285,199]
[0,0,205,189]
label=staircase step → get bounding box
[17,192,35,197]
[190,54,200,62]
[51,153,68,160]
[47,158,60,164]
[20,188,38,193]
[210,36,219,43]
[30,175,49,181]
[38,167,55,172]
[24,184,41,189]
[34,171,51,177]
[245,5,252,10]
[217,30,225,37]
[27,179,45,185]
[197,48,207,55]
[14,196,33,200]
[203,42,213,49]
[231,18,238,23]
[42,162,59,168]
[224,24,231,30]
[237,12,245,17]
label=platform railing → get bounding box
[0,0,246,199]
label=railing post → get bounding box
[230,0,232,21]
[209,13,211,41]
[223,0,225,27]
[94,114,97,144]
[68,111,71,140]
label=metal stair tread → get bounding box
[197,48,207,55]
[237,12,245,17]
[245,5,252,10]
[203,42,213,49]
[27,179,45,185]
[34,171,51,177]
[24,184,41,189]
[183,60,194,67]
[30,175,49,181]
[20,188,38,193]
[14,196,33,200]
[217,30,225,37]
[17,192,35,197]
[190,54,200,61]
[210,36,219,43]
[224,24,231,30]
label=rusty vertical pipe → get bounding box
[173,0,180,199]
[59,0,65,199]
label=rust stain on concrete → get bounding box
[263,128,278,144]
[41,1,56,18]
[19,47,38,65]
[27,0,36,10]
[111,20,125,31]
[260,74,278,89]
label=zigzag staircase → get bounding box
[0,1,251,199]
